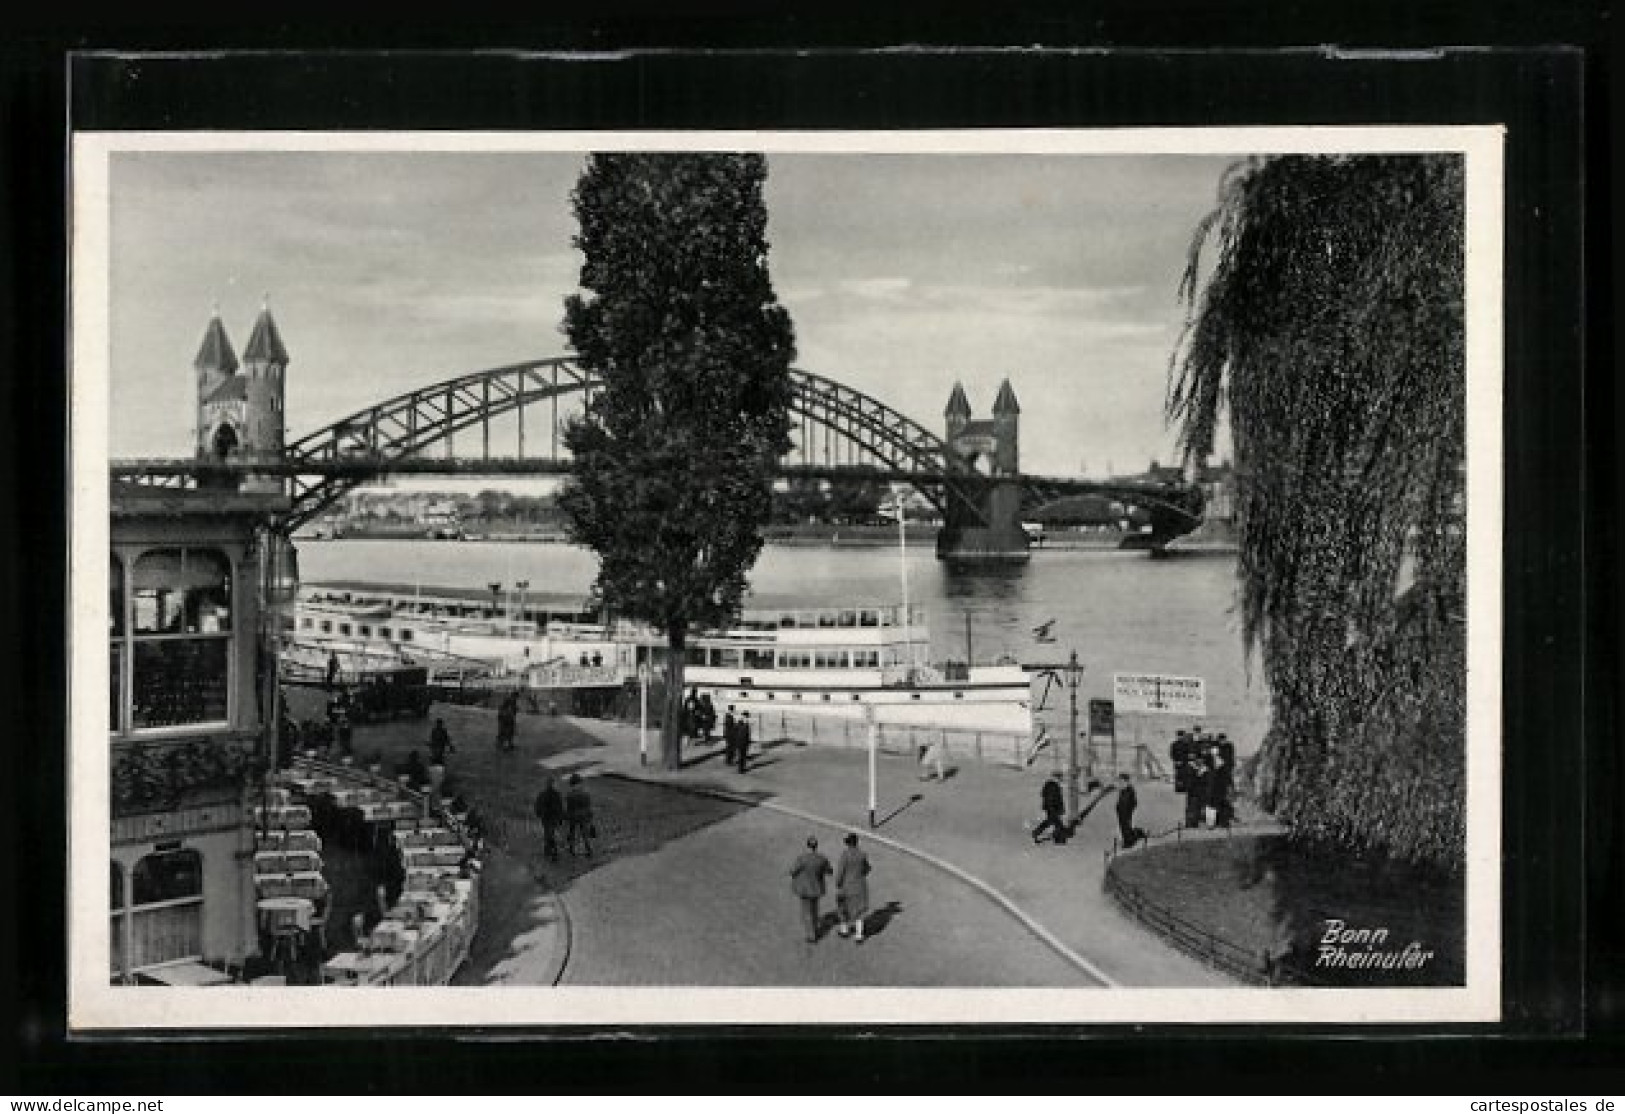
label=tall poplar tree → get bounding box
[1169,155,1467,872]
[559,153,796,770]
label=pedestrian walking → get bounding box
[698,693,717,743]
[325,650,341,691]
[736,712,753,773]
[683,688,702,743]
[534,774,565,862]
[429,718,455,766]
[1208,746,1234,828]
[496,692,518,752]
[1032,774,1068,844]
[1115,772,1142,847]
[722,707,739,764]
[335,709,353,757]
[918,738,947,782]
[564,773,595,856]
[789,835,833,943]
[835,832,873,942]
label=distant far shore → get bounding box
[295,523,1166,551]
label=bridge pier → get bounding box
[936,480,1031,563]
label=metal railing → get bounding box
[1100,819,1332,988]
[748,707,1031,769]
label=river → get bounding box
[294,539,1272,757]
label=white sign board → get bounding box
[1113,672,1207,716]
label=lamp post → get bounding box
[638,662,650,767]
[865,703,878,828]
[1066,649,1082,825]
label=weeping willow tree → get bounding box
[1169,155,1467,873]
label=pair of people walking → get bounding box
[534,772,596,861]
[789,832,872,944]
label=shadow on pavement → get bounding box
[864,900,904,939]
[876,793,925,828]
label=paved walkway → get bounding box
[319,694,1239,988]
[562,718,1233,988]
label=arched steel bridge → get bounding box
[112,356,1206,542]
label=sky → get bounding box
[105,147,1238,478]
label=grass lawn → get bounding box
[1107,833,1464,986]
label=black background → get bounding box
[4,2,1615,1094]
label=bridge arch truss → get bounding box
[281,358,975,529]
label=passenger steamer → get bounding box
[283,584,1034,735]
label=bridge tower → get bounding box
[937,378,1030,562]
[194,301,287,492]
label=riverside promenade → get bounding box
[312,695,1232,989]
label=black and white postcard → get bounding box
[71,124,1504,1028]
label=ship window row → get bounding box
[303,617,411,642]
[734,606,920,632]
[680,646,888,669]
[110,549,232,735]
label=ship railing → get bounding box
[747,707,1033,769]
[880,663,945,686]
[522,664,628,689]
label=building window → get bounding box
[110,861,125,980]
[127,848,204,972]
[110,557,125,732]
[124,549,232,730]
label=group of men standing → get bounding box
[1170,726,1235,829]
[685,689,754,773]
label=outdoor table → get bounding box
[256,830,322,854]
[252,804,312,829]
[369,919,421,955]
[287,870,329,901]
[405,867,458,891]
[255,850,320,875]
[253,851,289,876]
[139,960,233,987]
[321,951,399,986]
[257,896,314,933]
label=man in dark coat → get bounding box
[1208,743,1235,828]
[495,693,518,752]
[698,693,717,743]
[722,707,739,764]
[1170,730,1192,794]
[789,836,833,943]
[1185,739,1210,828]
[1032,774,1068,844]
[1115,772,1141,847]
[429,718,454,765]
[735,712,753,773]
[564,773,595,857]
[534,774,565,862]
